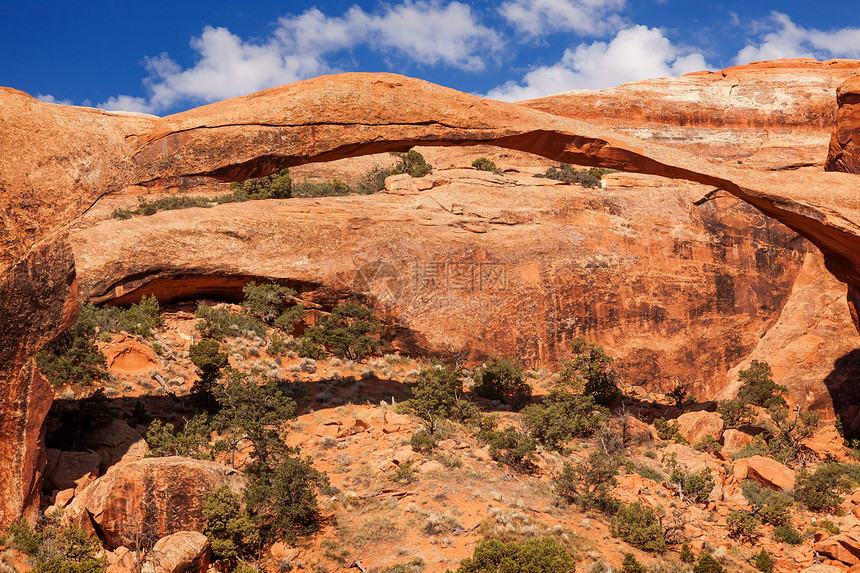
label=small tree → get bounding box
[453,538,575,573]
[754,548,774,573]
[725,510,759,542]
[202,486,259,567]
[410,364,474,432]
[716,399,753,429]
[146,413,213,459]
[472,357,531,409]
[471,157,502,174]
[693,552,727,573]
[610,501,667,553]
[554,451,618,510]
[622,553,646,573]
[228,167,292,199]
[737,360,786,408]
[241,282,305,330]
[563,337,620,405]
[794,462,856,512]
[304,301,384,360]
[480,426,537,471]
[189,339,228,402]
[521,377,609,451]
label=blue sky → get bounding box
[2,1,858,116]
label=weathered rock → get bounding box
[88,418,150,473]
[43,450,100,493]
[801,566,846,573]
[721,428,756,454]
[675,411,724,445]
[104,339,159,374]
[827,75,860,173]
[143,532,210,573]
[803,425,847,460]
[5,64,860,525]
[733,455,795,491]
[815,531,860,565]
[67,456,245,547]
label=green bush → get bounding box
[292,337,327,360]
[195,304,267,340]
[472,357,531,409]
[354,150,433,194]
[693,552,726,573]
[670,467,715,503]
[521,388,608,451]
[241,282,305,329]
[610,501,667,553]
[554,452,618,510]
[410,364,475,431]
[146,413,213,459]
[480,426,537,471]
[411,428,438,453]
[679,543,695,563]
[452,538,575,573]
[291,179,352,198]
[621,553,645,573]
[202,486,259,567]
[716,399,753,429]
[304,301,384,360]
[226,167,292,200]
[562,338,620,405]
[538,164,604,188]
[741,480,791,526]
[737,360,786,408]
[754,548,774,573]
[112,195,214,219]
[653,417,683,442]
[5,519,105,573]
[189,339,228,400]
[794,462,858,512]
[725,510,759,542]
[472,157,502,174]
[694,434,722,454]
[772,523,802,545]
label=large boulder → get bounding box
[826,75,860,174]
[815,531,860,565]
[43,450,100,493]
[721,428,756,454]
[144,532,210,573]
[67,456,245,547]
[733,455,795,491]
[675,411,724,445]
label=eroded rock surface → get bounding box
[826,75,860,173]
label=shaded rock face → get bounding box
[71,171,806,397]
[826,75,860,173]
[3,63,860,525]
[66,457,245,548]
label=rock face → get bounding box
[144,532,210,573]
[3,63,860,524]
[733,455,795,491]
[675,411,724,445]
[66,457,245,547]
[826,75,860,173]
[815,531,860,566]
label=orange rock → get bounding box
[66,456,246,547]
[675,411,724,445]
[105,339,159,374]
[43,450,100,494]
[733,455,795,491]
[722,428,756,454]
[816,532,860,566]
[827,75,860,174]
[804,425,847,461]
[144,532,210,573]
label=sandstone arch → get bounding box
[2,70,859,525]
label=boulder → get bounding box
[43,450,100,493]
[803,425,847,461]
[815,531,860,565]
[800,566,845,573]
[143,532,210,573]
[722,429,756,454]
[67,456,245,547]
[826,75,860,174]
[675,411,724,445]
[733,455,795,491]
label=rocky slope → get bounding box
[2,61,860,525]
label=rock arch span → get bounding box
[1,71,859,525]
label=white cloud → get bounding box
[735,12,860,64]
[484,25,710,101]
[500,0,626,37]
[98,1,501,114]
[36,94,74,106]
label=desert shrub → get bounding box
[244,453,329,543]
[725,510,759,542]
[670,467,715,503]
[146,413,213,459]
[304,301,384,360]
[195,304,267,340]
[380,557,425,573]
[471,157,502,174]
[741,480,791,526]
[521,387,608,451]
[202,486,259,567]
[95,295,164,337]
[732,437,768,460]
[666,381,691,407]
[635,464,664,482]
[226,167,292,200]
[292,337,327,360]
[794,462,858,512]
[814,519,841,535]
[538,164,605,188]
[410,364,476,431]
[653,417,683,442]
[716,399,753,429]
[754,548,774,573]
[6,519,105,573]
[480,426,537,470]
[693,552,726,573]
[241,282,305,329]
[694,434,722,454]
[112,195,214,219]
[765,404,820,466]
[354,150,433,194]
[189,339,228,400]
[267,333,289,355]
[611,501,666,552]
[679,543,695,563]
[737,360,786,408]
[472,357,531,409]
[772,523,802,545]
[410,428,438,453]
[390,461,418,484]
[453,538,575,573]
[562,337,620,405]
[555,451,618,510]
[621,553,646,573]
[36,304,108,387]
[291,179,352,198]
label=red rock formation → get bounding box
[3,65,860,525]
[826,75,860,173]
